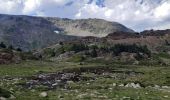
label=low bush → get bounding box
[110,44,151,57]
[0,88,11,98]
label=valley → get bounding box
[0,14,170,100]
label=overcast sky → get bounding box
[0,0,170,31]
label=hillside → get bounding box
[104,30,170,52]
[0,14,133,51]
[0,14,78,51]
[36,29,170,63]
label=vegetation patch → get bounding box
[0,88,11,98]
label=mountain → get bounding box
[0,14,134,51]
[46,18,134,37]
[0,14,78,51]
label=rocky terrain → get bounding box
[1,59,170,100]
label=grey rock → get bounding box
[119,84,124,87]
[0,97,7,100]
[39,92,48,97]
[112,83,117,87]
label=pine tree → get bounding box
[16,48,22,52]
[91,48,97,57]
[0,42,6,48]
[8,45,13,50]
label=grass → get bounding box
[0,60,58,77]
[0,57,170,99]
[11,83,170,100]
[0,60,92,77]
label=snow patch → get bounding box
[54,30,60,34]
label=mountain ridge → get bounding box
[0,14,134,51]
[45,17,134,37]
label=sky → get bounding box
[0,0,170,31]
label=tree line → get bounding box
[57,42,151,58]
[0,42,22,51]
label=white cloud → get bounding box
[0,0,22,14]
[75,0,170,31]
[0,0,169,31]
[22,0,40,14]
[104,9,113,18]
[75,3,113,19]
[154,2,170,20]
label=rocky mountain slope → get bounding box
[0,14,133,51]
[0,14,77,51]
[46,18,134,37]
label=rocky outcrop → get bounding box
[0,49,21,64]
[105,31,140,40]
[141,29,170,36]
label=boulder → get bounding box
[125,83,141,89]
[112,83,116,87]
[119,84,124,87]
[0,97,7,100]
[39,92,48,97]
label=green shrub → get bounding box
[64,43,89,53]
[91,48,97,57]
[89,45,98,49]
[8,45,13,50]
[44,48,56,57]
[20,52,38,60]
[110,44,151,57]
[0,42,6,48]
[69,55,85,62]
[57,46,65,54]
[0,88,11,98]
[16,48,22,52]
[0,48,13,53]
